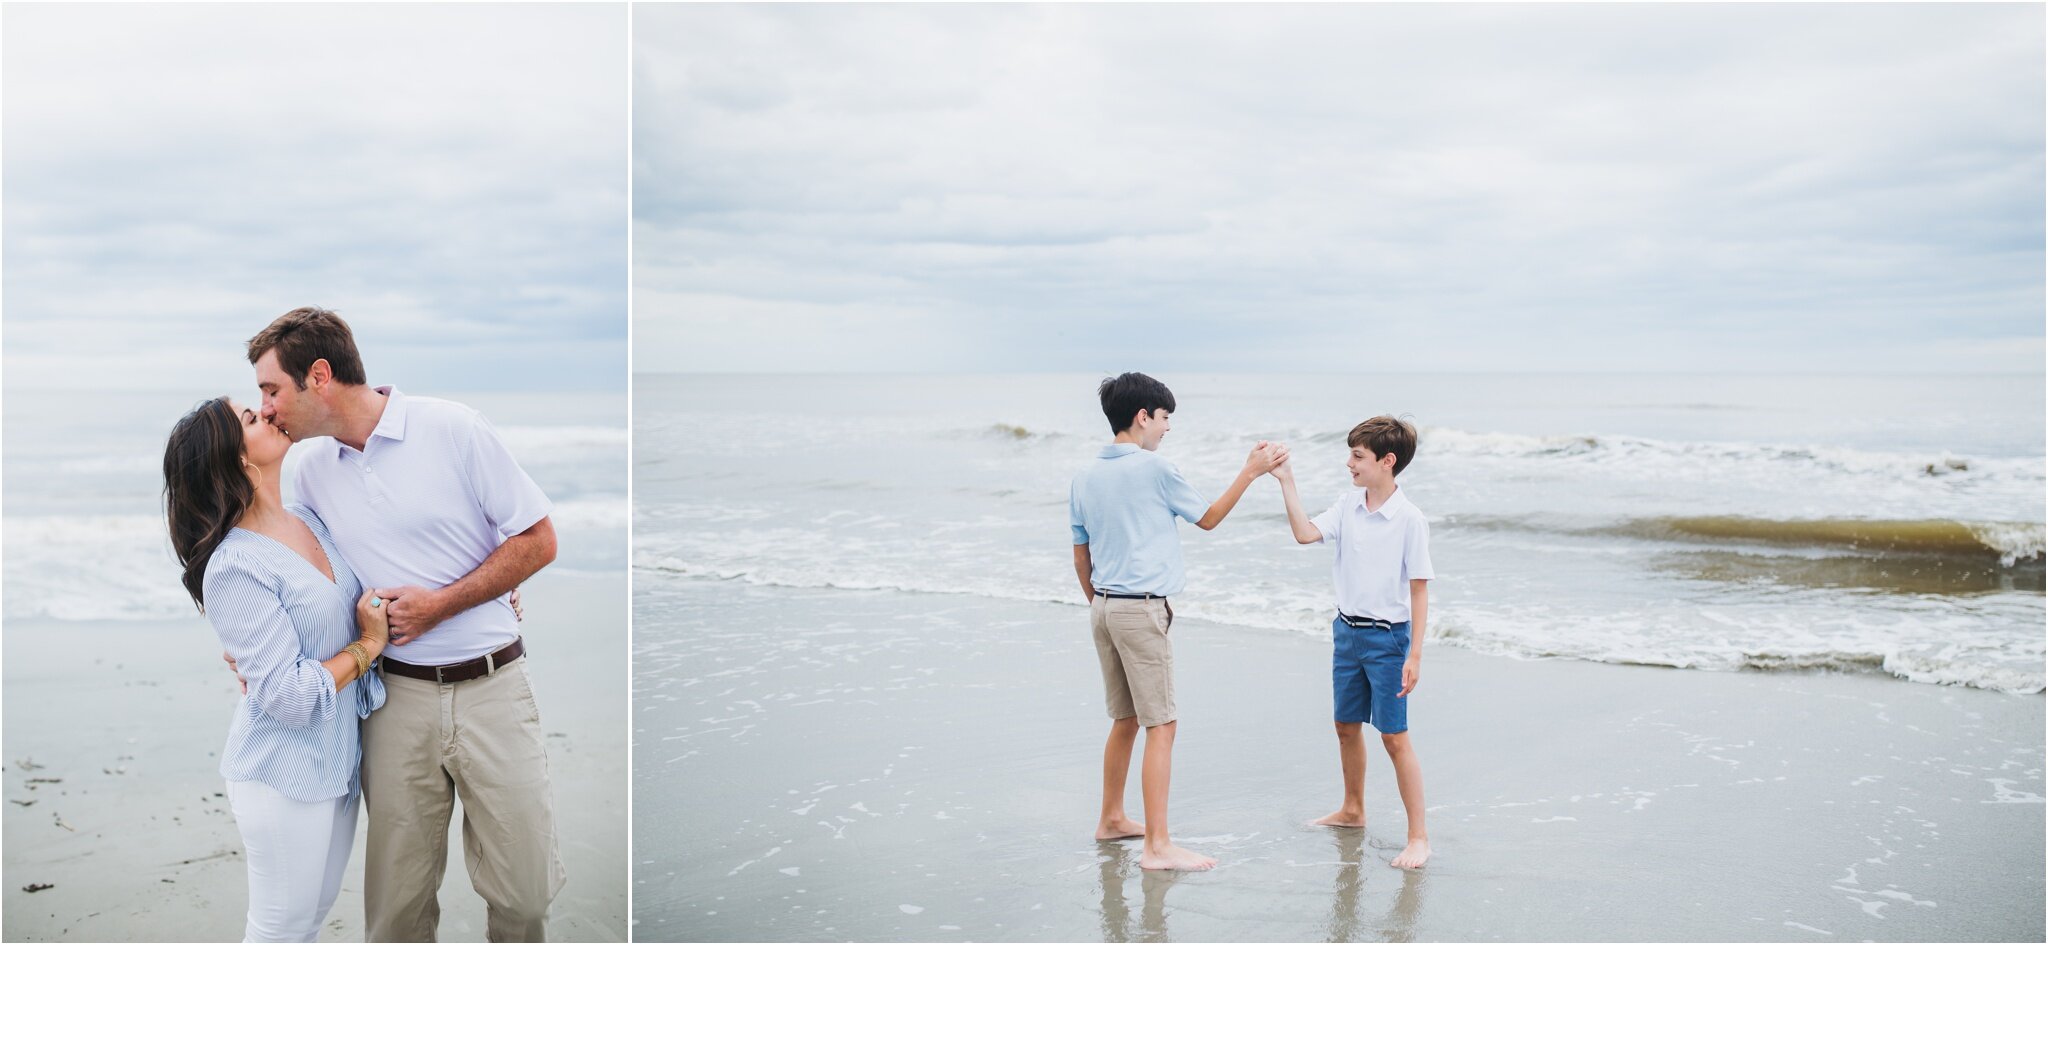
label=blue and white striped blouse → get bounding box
[203,504,385,802]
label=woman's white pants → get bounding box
[225,778,358,943]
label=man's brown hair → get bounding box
[1347,415,1418,476]
[246,307,366,388]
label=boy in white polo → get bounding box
[1070,372,1287,872]
[1274,415,1435,869]
[248,307,566,941]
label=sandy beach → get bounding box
[3,570,628,943]
[634,575,2044,942]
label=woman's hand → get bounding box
[355,590,390,658]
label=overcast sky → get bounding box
[635,4,2043,374]
[3,3,625,395]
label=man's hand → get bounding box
[1399,654,1420,697]
[376,586,451,647]
[511,588,523,622]
[223,650,246,695]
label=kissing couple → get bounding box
[162,307,566,942]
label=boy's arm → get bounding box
[1194,441,1288,531]
[1074,543,1095,602]
[1274,462,1322,544]
[1400,579,1427,696]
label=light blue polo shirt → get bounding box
[1069,443,1210,597]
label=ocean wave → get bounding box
[1150,424,2042,488]
[1433,612,2045,696]
[1452,514,2045,566]
[2,514,191,621]
[548,496,630,531]
[495,424,629,448]
[6,504,626,622]
[1612,516,2044,564]
[637,550,2046,695]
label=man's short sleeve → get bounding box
[462,413,552,540]
[1159,461,1209,524]
[1069,479,1089,546]
[1404,511,1435,581]
[1309,495,1345,544]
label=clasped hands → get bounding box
[225,587,523,691]
[1246,439,1291,479]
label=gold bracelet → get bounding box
[343,642,372,681]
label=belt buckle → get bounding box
[434,663,449,685]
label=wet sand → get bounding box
[3,571,628,942]
[634,574,2044,942]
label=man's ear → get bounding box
[307,358,333,390]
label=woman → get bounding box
[163,397,386,943]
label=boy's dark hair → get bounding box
[246,306,366,389]
[1348,416,1419,476]
[1098,372,1177,434]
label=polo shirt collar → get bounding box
[368,386,408,443]
[1358,485,1406,517]
[336,386,407,460]
[1098,443,1144,459]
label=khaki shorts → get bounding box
[1090,595,1176,727]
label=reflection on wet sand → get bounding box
[1097,842,1176,943]
[1325,831,1426,943]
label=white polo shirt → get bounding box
[293,387,552,666]
[1309,485,1434,622]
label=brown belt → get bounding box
[381,638,525,685]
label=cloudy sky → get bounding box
[3,3,625,395]
[635,4,2043,374]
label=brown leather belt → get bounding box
[381,638,525,685]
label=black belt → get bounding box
[381,638,525,685]
[1338,612,1399,630]
[1095,591,1167,601]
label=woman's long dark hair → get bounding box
[164,397,254,611]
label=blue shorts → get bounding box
[1332,616,1410,733]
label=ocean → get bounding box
[634,372,2044,695]
[3,388,627,623]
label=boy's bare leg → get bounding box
[1137,721,1216,871]
[1382,731,1431,868]
[1095,716,1145,839]
[1311,721,1368,827]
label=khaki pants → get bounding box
[362,656,565,942]
[1090,595,1177,727]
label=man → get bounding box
[249,306,565,942]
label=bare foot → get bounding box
[1391,837,1431,869]
[1140,844,1218,871]
[1094,817,1145,841]
[1310,810,1366,828]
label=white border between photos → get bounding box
[2,943,2043,1037]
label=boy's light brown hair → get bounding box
[1347,415,1418,476]
[246,306,367,389]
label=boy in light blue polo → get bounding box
[1275,415,1435,870]
[1070,372,1287,872]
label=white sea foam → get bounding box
[1964,521,2047,565]
[495,424,629,456]
[3,514,192,621]
[638,539,2046,694]
[7,500,625,622]
[549,496,630,531]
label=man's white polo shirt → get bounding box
[292,387,551,666]
[1309,485,1434,622]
